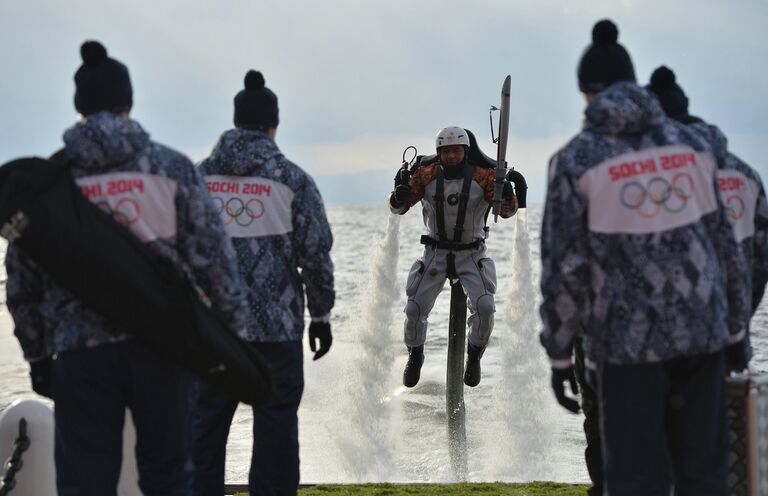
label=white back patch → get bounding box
[578,145,718,234]
[205,175,294,238]
[76,172,178,242]
[717,169,758,242]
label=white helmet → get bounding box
[435,126,470,150]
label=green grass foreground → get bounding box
[236,482,588,495]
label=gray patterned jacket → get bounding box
[5,112,247,361]
[686,119,768,318]
[198,129,335,342]
[539,83,749,367]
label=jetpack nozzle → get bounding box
[507,169,528,208]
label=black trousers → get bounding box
[190,341,304,496]
[574,336,603,496]
[53,341,191,496]
[599,351,728,496]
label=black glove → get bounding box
[394,168,411,187]
[308,321,332,361]
[390,184,411,208]
[725,340,749,374]
[551,366,580,413]
[30,357,53,399]
[502,181,514,201]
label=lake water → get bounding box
[1,203,765,484]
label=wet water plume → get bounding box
[493,210,561,480]
[334,213,402,480]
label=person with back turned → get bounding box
[191,70,335,496]
[5,41,247,495]
[647,65,768,326]
[539,20,749,495]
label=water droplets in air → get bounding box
[492,210,561,480]
[334,213,402,480]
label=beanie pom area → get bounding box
[650,66,677,90]
[244,70,265,91]
[80,41,108,65]
[592,19,619,44]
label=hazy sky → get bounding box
[1,0,766,204]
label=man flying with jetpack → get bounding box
[388,126,526,388]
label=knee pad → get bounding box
[470,295,495,346]
[405,300,421,322]
[476,294,495,319]
[404,300,427,347]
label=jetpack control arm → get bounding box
[389,146,418,213]
[491,76,511,222]
[398,145,418,184]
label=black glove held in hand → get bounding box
[551,366,580,413]
[502,181,514,201]
[30,357,53,399]
[725,340,749,374]
[308,321,332,361]
[394,168,411,187]
[390,184,412,208]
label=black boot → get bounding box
[464,343,485,387]
[403,345,424,388]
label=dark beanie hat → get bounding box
[234,70,279,130]
[74,41,133,116]
[577,20,636,93]
[647,66,689,118]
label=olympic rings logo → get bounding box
[620,173,694,218]
[212,196,265,226]
[724,195,745,221]
[95,198,140,225]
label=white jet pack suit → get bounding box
[389,159,517,348]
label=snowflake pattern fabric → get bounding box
[5,112,247,360]
[198,128,335,343]
[687,120,768,315]
[539,82,749,366]
[682,118,768,364]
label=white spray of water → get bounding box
[334,213,402,480]
[494,211,560,480]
